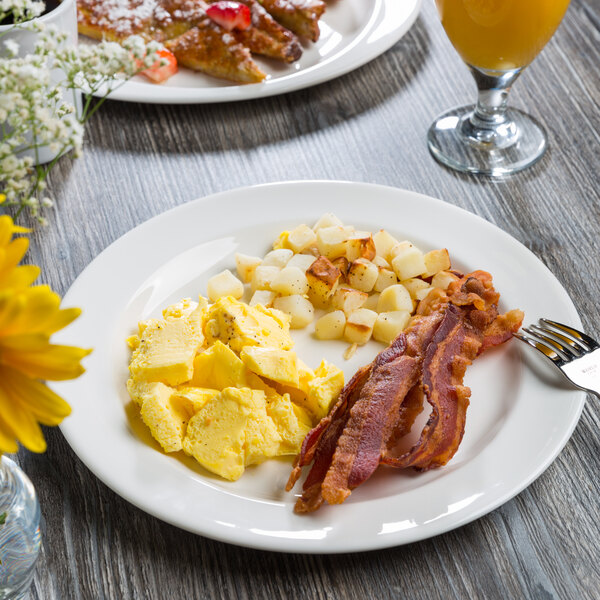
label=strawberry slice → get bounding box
[206,1,251,31]
[140,49,178,84]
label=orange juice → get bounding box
[435,0,570,71]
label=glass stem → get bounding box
[463,66,523,147]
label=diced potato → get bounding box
[273,295,314,329]
[313,212,344,231]
[373,311,411,345]
[314,310,346,340]
[262,249,293,268]
[372,255,390,268]
[431,270,460,290]
[377,284,413,313]
[391,243,427,280]
[331,286,368,316]
[373,230,400,261]
[270,266,309,296]
[423,249,451,277]
[363,292,380,311]
[344,308,378,345]
[415,286,434,301]
[374,268,397,293]
[207,269,244,302]
[347,258,379,293]
[316,226,354,260]
[251,265,280,291]
[401,277,431,299]
[235,253,262,284]
[287,253,316,272]
[306,256,342,308]
[287,224,318,253]
[249,290,276,307]
[332,256,350,280]
[346,233,376,262]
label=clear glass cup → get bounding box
[428,0,570,176]
[0,456,41,600]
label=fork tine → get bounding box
[513,331,565,364]
[522,327,573,361]
[529,324,583,356]
[540,318,599,350]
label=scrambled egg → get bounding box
[126,296,344,481]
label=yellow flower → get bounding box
[0,216,91,454]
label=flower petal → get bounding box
[1,344,92,381]
[44,307,82,335]
[0,285,60,336]
[0,265,40,290]
[0,333,50,350]
[0,383,46,453]
[1,367,71,426]
[0,413,19,454]
[0,237,29,275]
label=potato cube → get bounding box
[374,268,397,293]
[332,256,350,280]
[313,212,344,231]
[287,224,318,253]
[391,243,427,280]
[262,249,293,268]
[347,258,379,293]
[287,253,316,272]
[344,308,378,345]
[316,226,354,260]
[270,266,309,296]
[315,310,346,340]
[373,311,411,345]
[363,292,380,311]
[331,286,368,316]
[207,269,244,302]
[423,249,451,277]
[431,270,460,290]
[273,295,314,329]
[235,253,262,284]
[306,256,342,308]
[314,310,346,340]
[346,233,376,262]
[401,277,431,299]
[415,286,434,301]
[372,255,391,268]
[373,230,400,262]
[377,284,413,313]
[249,290,276,307]
[251,265,280,291]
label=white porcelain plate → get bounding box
[89,0,421,103]
[56,181,585,553]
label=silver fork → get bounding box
[513,318,600,399]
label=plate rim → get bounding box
[95,0,422,104]
[56,180,586,553]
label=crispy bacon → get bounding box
[287,271,524,512]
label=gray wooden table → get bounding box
[15,0,600,598]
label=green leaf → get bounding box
[0,512,6,525]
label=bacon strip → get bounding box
[381,304,480,469]
[288,271,524,512]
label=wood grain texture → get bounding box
[8,0,600,598]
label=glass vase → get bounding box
[0,456,41,600]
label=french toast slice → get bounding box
[166,21,267,83]
[232,0,302,63]
[256,0,325,42]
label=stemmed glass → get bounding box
[428,0,570,176]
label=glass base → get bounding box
[0,456,41,600]
[428,105,547,176]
